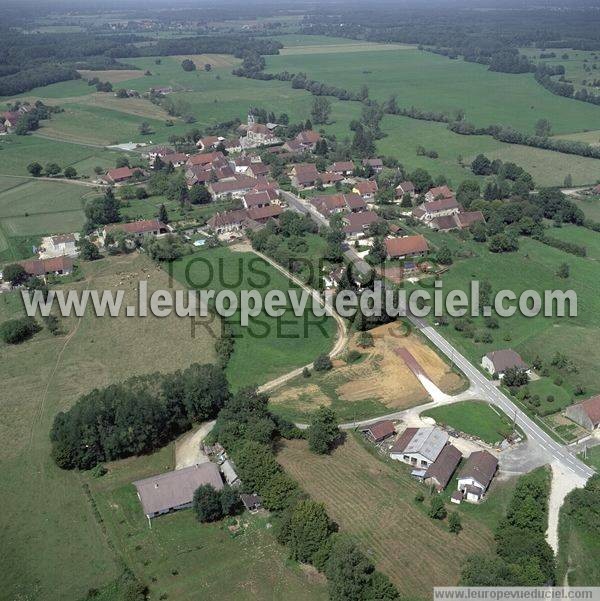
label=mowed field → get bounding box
[169,246,337,390]
[278,435,514,597]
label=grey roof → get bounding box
[134,463,223,516]
[221,460,239,485]
[485,349,528,373]
[402,427,448,462]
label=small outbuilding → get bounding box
[361,420,396,443]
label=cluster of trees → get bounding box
[461,469,554,586]
[208,386,399,599]
[193,484,241,523]
[0,316,41,344]
[561,474,600,538]
[50,363,229,469]
[83,188,121,233]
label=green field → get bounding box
[422,401,512,444]
[416,226,600,405]
[169,246,337,390]
[581,445,600,470]
[546,223,600,260]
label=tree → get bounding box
[0,316,41,344]
[351,125,375,158]
[27,162,43,177]
[193,484,223,522]
[534,118,552,137]
[138,121,152,135]
[284,499,332,563]
[311,96,331,125]
[436,244,453,265]
[400,192,413,208]
[63,166,77,179]
[456,180,481,208]
[471,220,487,243]
[45,163,61,177]
[449,512,463,534]
[220,485,242,516]
[325,535,375,601]
[204,63,212,72]
[313,354,332,372]
[563,174,573,188]
[367,237,387,265]
[85,188,121,227]
[429,496,447,520]
[261,472,300,512]
[157,204,169,224]
[2,263,27,285]
[181,59,196,72]
[409,168,433,193]
[488,233,519,253]
[307,406,339,454]
[78,238,101,261]
[556,262,570,279]
[116,156,130,168]
[503,367,529,387]
[188,183,212,205]
[471,154,492,175]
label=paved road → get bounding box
[282,187,594,481]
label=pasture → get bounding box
[168,246,337,390]
[278,434,516,597]
[422,401,513,444]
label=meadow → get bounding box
[169,246,337,390]
[278,433,517,597]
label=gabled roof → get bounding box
[187,151,225,166]
[19,256,74,276]
[391,427,448,462]
[291,163,320,184]
[344,193,367,211]
[363,158,383,168]
[424,444,462,490]
[362,420,396,441]
[296,130,321,144]
[134,463,223,516]
[484,349,528,373]
[396,181,415,194]
[243,190,273,208]
[422,197,459,214]
[247,205,284,221]
[569,395,600,426]
[162,152,188,165]
[385,235,429,258]
[354,180,378,195]
[210,175,257,195]
[459,451,498,489]
[104,167,141,182]
[319,171,344,185]
[427,185,453,200]
[329,161,354,173]
[343,210,379,234]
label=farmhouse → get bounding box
[186,151,226,168]
[390,427,448,468]
[102,167,143,185]
[353,180,378,200]
[243,122,280,148]
[425,185,453,202]
[328,161,354,176]
[133,463,223,520]
[362,158,383,173]
[290,163,320,189]
[246,162,270,178]
[243,190,274,209]
[413,197,459,223]
[3,111,21,130]
[456,450,498,503]
[18,256,74,278]
[161,152,188,168]
[209,175,257,199]
[196,136,221,151]
[39,233,79,258]
[565,395,600,431]
[423,444,462,492]
[395,181,416,198]
[430,211,485,232]
[294,129,321,151]
[343,211,379,240]
[361,420,396,443]
[143,145,174,160]
[104,219,169,239]
[319,171,344,187]
[207,206,283,234]
[482,349,530,378]
[385,235,429,260]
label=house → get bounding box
[423,444,462,492]
[362,158,383,173]
[343,211,379,240]
[224,138,242,153]
[425,185,453,202]
[3,111,21,129]
[246,162,270,179]
[240,493,262,512]
[430,211,485,232]
[294,130,321,150]
[390,427,448,468]
[40,233,79,258]
[290,163,320,189]
[413,197,459,223]
[143,145,174,160]
[133,463,223,520]
[186,151,225,168]
[243,122,280,148]
[243,190,273,209]
[221,460,240,486]
[207,206,283,234]
[319,171,344,187]
[395,181,416,199]
[18,256,74,278]
[385,235,429,260]
[196,136,221,151]
[344,193,367,212]
[282,139,306,154]
[231,157,252,174]
[482,349,530,378]
[104,219,169,240]
[161,152,188,168]
[185,164,212,186]
[328,161,354,176]
[102,167,143,185]
[353,180,378,200]
[209,175,257,200]
[246,205,284,223]
[565,395,600,431]
[361,420,396,443]
[457,451,498,503]
[311,194,346,217]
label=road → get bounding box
[282,188,594,481]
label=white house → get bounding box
[39,233,80,259]
[456,451,498,503]
[482,349,530,378]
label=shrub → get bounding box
[553,375,563,386]
[429,496,447,520]
[193,484,223,522]
[313,353,332,372]
[0,316,41,344]
[449,512,462,534]
[302,366,311,378]
[345,349,362,363]
[546,395,555,403]
[414,492,425,503]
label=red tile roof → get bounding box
[19,256,74,276]
[296,130,321,145]
[385,235,429,258]
[573,395,600,426]
[390,427,418,453]
[104,167,141,182]
[427,185,453,200]
[362,420,396,442]
[354,180,378,195]
[106,219,167,235]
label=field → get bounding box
[278,434,516,597]
[169,246,337,390]
[546,223,600,260]
[414,227,600,405]
[572,194,600,221]
[270,322,465,422]
[0,252,330,601]
[422,401,512,444]
[580,445,600,470]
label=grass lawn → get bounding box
[277,433,516,597]
[573,195,600,221]
[422,401,513,444]
[580,445,600,471]
[168,246,337,390]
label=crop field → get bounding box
[169,246,337,390]
[415,227,600,406]
[422,401,513,444]
[278,434,516,597]
[0,253,228,601]
[270,323,465,422]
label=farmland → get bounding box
[168,246,337,390]
[422,401,513,444]
[278,434,516,597]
